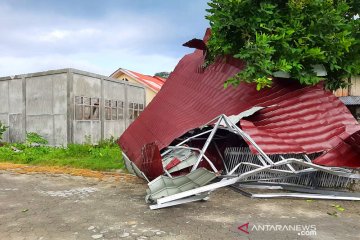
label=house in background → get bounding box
[334,76,360,121]
[110,68,166,105]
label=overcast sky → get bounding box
[0,0,209,77]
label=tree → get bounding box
[206,0,360,90]
[154,72,170,79]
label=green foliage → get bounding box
[97,136,118,148]
[0,138,124,171]
[0,121,8,141]
[154,72,170,78]
[26,132,48,145]
[206,0,360,90]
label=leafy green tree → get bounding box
[206,0,360,90]
[154,72,170,79]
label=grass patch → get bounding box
[0,141,124,171]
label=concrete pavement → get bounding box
[0,171,359,240]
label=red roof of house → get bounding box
[111,68,166,92]
[119,30,360,177]
[153,76,167,83]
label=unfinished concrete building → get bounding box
[0,68,145,145]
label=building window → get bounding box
[128,102,134,120]
[128,102,144,120]
[105,100,111,120]
[105,99,125,121]
[139,103,144,114]
[75,96,100,120]
[111,100,117,120]
[118,101,124,119]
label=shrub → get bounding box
[0,121,8,141]
[97,136,118,148]
[26,132,48,145]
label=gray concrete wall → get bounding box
[126,85,146,127]
[102,79,126,140]
[71,69,145,144]
[0,68,145,145]
[72,72,102,144]
[0,80,10,142]
[8,79,25,142]
[26,73,68,145]
[0,70,68,145]
[0,77,27,143]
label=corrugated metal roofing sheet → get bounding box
[240,88,358,155]
[146,168,216,203]
[126,70,165,92]
[314,130,360,168]
[119,30,360,171]
[110,68,165,92]
[339,96,360,105]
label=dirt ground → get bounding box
[0,170,359,240]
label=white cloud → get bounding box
[0,1,207,77]
[0,51,180,77]
[38,28,100,42]
[38,30,71,42]
[0,55,100,76]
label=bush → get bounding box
[97,136,118,148]
[0,121,8,141]
[26,132,48,145]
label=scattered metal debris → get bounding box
[145,168,216,204]
[128,112,360,209]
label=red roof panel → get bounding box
[119,31,360,171]
[111,68,166,92]
[125,69,165,92]
[313,130,360,168]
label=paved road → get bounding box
[0,171,359,240]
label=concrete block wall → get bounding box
[26,72,68,145]
[102,79,126,140]
[0,68,145,145]
[72,72,102,144]
[0,78,24,142]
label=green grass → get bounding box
[0,142,124,171]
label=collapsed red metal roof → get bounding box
[119,31,360,171]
